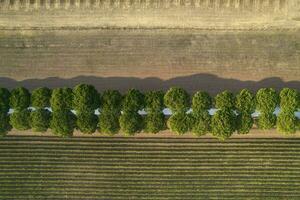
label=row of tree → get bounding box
[0,85,299,140]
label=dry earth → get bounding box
[0,29,299,93]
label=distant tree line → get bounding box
[0,85,299,140]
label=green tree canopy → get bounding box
[9,87,31,110]
[9,109,31,131]
[167,112,193,135]
[0,112,11,136]
[30,109,51,132]
[215,90,235,110]
[192,91,212,113]
[50,111,76,137]
[144,112,166,133]
[76,111,98,134]
[257,112,277,130]
[73,84,100,113]
[98,112,120,135]
[50,88,73,112]
[236,113,253,134]
[277,111,297,135]
[145,90,165,113]
[0,88,10,113]
[164,87,190,113]
[235,89,255,114]
[191,111,211,136]
[211,109,236,140]
[31,87,52,109]
[122,89,145,112]
[256,88,279,113]
[119,111,143,136]
[279,88,299,112]
[101,90,122,112]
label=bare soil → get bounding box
[0,29,299,93]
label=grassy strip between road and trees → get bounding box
[0,85,299,140]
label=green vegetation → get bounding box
[76,111,98,134]
[0,86,298,140]
[167,112,193,135]
[31,87,52,109]
[215,90,235,110]
[192,91,212,112]
[50,88,73,112]
[256,88,279,130]
[144,112,166,133]
[50,111,76,137]
[191,110,211,136]
[122,89,144,113]
[9,109,31,131]
[119,112,143,136]
[257,112,277,130]
[164,87,190,113]
[101,90,123,112]
[0,88,10,113]
[0,112,11,136]
[9,87,30,110]
[73,84,100,113]
[30,109,51,132]
[235,89,255,114]
[256,88,279,112]
[145,90,165,113]
[211,109,236,140]
[98,112,120,135]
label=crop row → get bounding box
[1,137,299,198]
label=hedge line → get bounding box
[0,85,299,140]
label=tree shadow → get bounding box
[0,73,299,94]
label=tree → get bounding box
[10,109,31,131]
[50,111,76,137]
[98,112,120,135]
[236,113,253,134]
[164,87,190,113]
[257,112,276,130]
[215,90,235,110]
[235,89,255,114]
[256,88,279,113]
[73,84,100,113]
[31,87,52,108]
[119,111,143,136]
[144,112,166,133]
[101,90,122,112]
[191,111,211,136]
[0,112,11,136]
[30,109,51,132]
[279,88,299,112]
[167,112,193,135]
[211,109,236,140]
[9,87,31,110]
[192,91,212,113]
[145,90,165,113]
[277,111,297,134]
[0,88,10,113]
[50,88,73,112]
[76,111,98,134]
[122,89,144,112]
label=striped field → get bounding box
[0,136,300,199]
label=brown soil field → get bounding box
[0,1,299,30]
[0,29,299,93]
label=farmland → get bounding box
[0,29,299,93]
[1,136,300,199]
